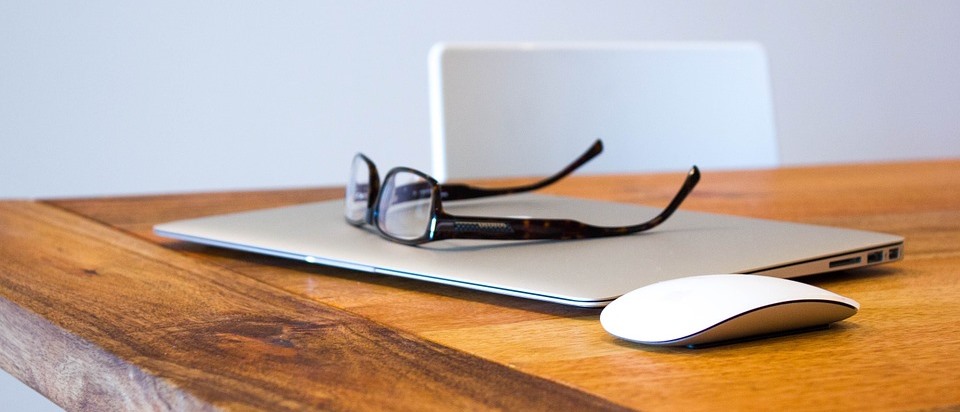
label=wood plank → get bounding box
[0,294,212,411]
[48,187,341,241]
[38,160,960,410]
[0,202,630,411]
[421,246,960,411]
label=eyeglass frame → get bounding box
[346,139,605,227]
[346,139,701,246]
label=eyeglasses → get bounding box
[345,139,700,245]
[346,139,603,226]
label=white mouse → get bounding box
[600,274,859,348]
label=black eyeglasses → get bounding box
[346,139,603,226]
[345,139,700,245]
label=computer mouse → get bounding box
[600,274,859,348]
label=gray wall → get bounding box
[0,369,61,412]
[2,1,959,199]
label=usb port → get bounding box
[829,256,862,268]
[889,248,900,260]
[867,251,884,263]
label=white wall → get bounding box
[2,1,959,199]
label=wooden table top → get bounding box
[1,160,959,411]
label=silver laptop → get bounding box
[154,194,903,307]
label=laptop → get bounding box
[154,193,903,307]
[155,42,902,307]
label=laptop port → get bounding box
[829,256,862,268]
[889,248,900,260]
[868,250,884,264]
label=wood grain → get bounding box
[6,160,959,411]
[0,202,628,411]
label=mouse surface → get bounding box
[600,274,859,348]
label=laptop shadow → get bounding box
[165,240,601,318]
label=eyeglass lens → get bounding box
[345,155,371,223]
[377,170,434,241]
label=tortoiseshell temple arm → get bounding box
[429,166,701,243]
[437,139,603,201]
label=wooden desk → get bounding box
[1,160,958,411]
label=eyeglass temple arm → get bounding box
[430,166,700,242]
[437,139,604,201]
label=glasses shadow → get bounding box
[416,225,722,253]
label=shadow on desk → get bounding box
[163,241,600,318]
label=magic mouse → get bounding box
[600,274,859,348]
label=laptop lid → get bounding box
[154,194,903,307]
